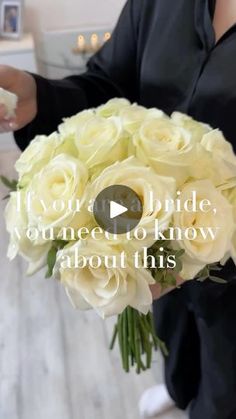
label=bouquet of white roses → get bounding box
[3,98,236,373]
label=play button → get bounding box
[110,201,128,219]
[93,185,143,234]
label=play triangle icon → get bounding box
[110,201,128,219]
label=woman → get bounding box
[0,1,236,418]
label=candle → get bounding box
[104,32,111,43]
[77,35,85,52]
[91,33,99,50]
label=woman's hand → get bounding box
[150,274,186,300]
[0,65,37,133]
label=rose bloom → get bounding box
[201,129,236,168]
[15,129,82,187]
[222,186,236,264]
[5,191,51,275]
[231,231,236,265]
[120,103,165,135]
[54,239,155,318]
[58,109,95,136]
[96,98,131,118]
[85,157,176,248]
[190,130,236,186]
[15,132,62,186]
[171,112,211,142]
[73,115,129,177]
[173,180,234,279]
[133,117,196,185]
[27,154,90,232]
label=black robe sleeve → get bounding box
[14,0,142,150]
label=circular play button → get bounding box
[93,185,143,234]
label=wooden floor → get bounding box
[0,148,187,419]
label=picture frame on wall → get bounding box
[0,0,22,39]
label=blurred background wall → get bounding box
[0,0,127,152]
[24,0,126,37]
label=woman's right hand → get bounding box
[0,65,37,133]
[150,274,186,301]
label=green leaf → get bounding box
[154,269,164,283]
[209,276,227,284]
[197,275,209,282]
[109,325,118,350]
[175,249,185,258]
[0,175,17,191]
[165,272,176,287]
[197,266,209,279]
[45,247,57,278]
[2,194,10,200]
[53,240,68,250]
[173,258,183,274]
[209,264,222,271]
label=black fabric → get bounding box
[153,287,201,410]
[208,0,216,19]
[14,1,236,418]
[153,265,236,419]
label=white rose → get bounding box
[96,98,130,118]
[120,104,166,135]
[231,231,236,265]
[190,131,236,186]
[222,186,236,221]
[27,154,89,232]
[201,129,236,166]
[15,132,62,186]
[133,118,195,185]
[59,109,95,136]
[75,116,128,174]
[222,186,236,265]
[5,191,51,275]
[54,239,154,318]
[173,180,234,279]
[218,178,236,192]
[171,112,211,142]
[86,157,176,248]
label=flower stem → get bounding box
[110,307,167,374]
[122,309,129,372]
[109,324,118,350]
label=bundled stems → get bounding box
[110,307,168,373]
